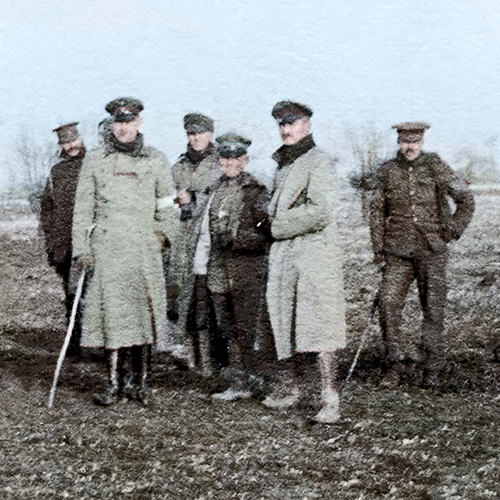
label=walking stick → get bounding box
[48,270,85,408]
[345,288,381,383]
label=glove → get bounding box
[212,231,232,251]
[74,255,94,272]
[373,252,386,265]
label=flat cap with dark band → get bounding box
[52,122,80,145]
[216,133,251,158]
[392,121,430,142]
[272,100,313,125]
[105,97,144,122]
[184,113,214,133]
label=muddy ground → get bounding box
[0,188,499,499]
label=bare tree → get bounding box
[7,128,58,212]
[454,136,499,185]
[345,125,392,219]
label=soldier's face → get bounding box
[111,117,142,143]
[280,118,311,145]
[61,138,83,157]
[187,131,212,152]
[399,140,423,161]
[218,154,248,178]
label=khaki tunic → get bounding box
[267,147,346,360]
[72,145,177,349]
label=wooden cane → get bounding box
[48,270,86,408]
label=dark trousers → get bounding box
[210,285,276,384]
[379,252,446,372]
[188,275,229,371]
[54,257,84,353]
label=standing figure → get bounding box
[40,122,86,357]
[264,101,346,423]
[72,98,177,406]
[168,113,220,373]
[197,133,274,400]
[370,122,475,390]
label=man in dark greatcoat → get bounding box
[40,122,86,356]
[370,122,475,390]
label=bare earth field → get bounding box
[0,187,499,500]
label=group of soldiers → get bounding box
[40,97,475,424]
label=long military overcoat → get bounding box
[72,144,177,349]
[40,156,83,266]
[169,153,219,336]
[267,147,346,360]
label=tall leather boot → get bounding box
[94,349,123,406]
[131,345,152,407]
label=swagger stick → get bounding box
[48,270,86,408]
[345,288,381,383]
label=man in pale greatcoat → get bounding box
[264,101,346,424]
[72,98,177,406]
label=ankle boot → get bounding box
[132,345,152,406]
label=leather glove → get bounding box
[212,231,232,251]
[373,252,386,265]
[74,255,94,272]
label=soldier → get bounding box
[264,101,346,423]
[168,113,220,374]
[40,122,86,357]
[72,98,177,406]
[193,133,274,401]
[370,122,475,390]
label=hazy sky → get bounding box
[1,0,499,185]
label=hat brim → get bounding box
[114,112,139,123]
[185,124,210,134]
[277,113,306,125]
[218,147,247,158]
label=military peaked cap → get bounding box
[272,101,313,125]
[52,122,80,145]
[105,97,144,122]
[184,113,214,133]
[216,133,251,158]
[392,121,430,142]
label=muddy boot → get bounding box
[121,369,136,398]
[313,389,340,424]
[136,381,151,407]
[94,349,123,406]
[378,362,403,390]
[262,384,301,409]
[421,368,440,391]
[94,382,120,406]
[132,345,152,407]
